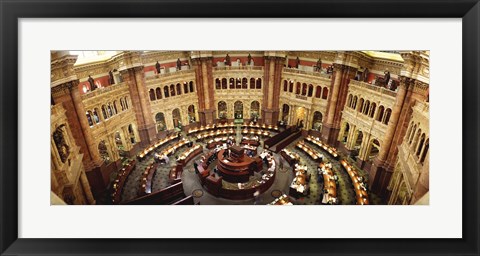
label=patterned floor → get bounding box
[116,126,383,205]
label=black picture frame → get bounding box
[1,0,479,255]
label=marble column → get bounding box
[121,67,156,146]
[322,64,344,142]
[369,77,409,193]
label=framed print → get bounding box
[1,0,479,255]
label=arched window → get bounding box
[302,83,307,96]
[189,81,194,92]
[222,78,227,89]
[369,103,376,118]
[86,111,94,126]
[352,96,358,109]
[347,94,352,107]
[420,138,429,164]
[170,84,176,96]
[367,139,381,161]
[416,133,426,156]
[384,108,392,124]
[229,78,235,89]
[101,105,108,119]
[242,78,248,89]
[406,121,414,142]
[364,100,370,115]
[312,111,323,131]
[377,105,385,122]
[120,98,125,111]
[412,129,422,150]
[250,101,260,119]
[250,78,256,89]
[155,112,166,132]
[281,104,290,122]
[188,105,196,123]
[128,124,136,144]
[113,101,118,114]
[315,86,322,98]
[172,108,181,128]
[98,140,110,164]
[124,97,129,109]
[283,80,288,91]
[149,89,156,101]
[296,82,301,94]
[236,78,241,89]
[234,101,244,119]
[164,86,169,97]
[93,108,100,123]
[358,98,364,112]
[409,124,417,144]
[289,81,294,92]
[322,87,329,99]
[109,103,115,115]
[218,101,227,118]
[215,78,221,89]
[156,87,162,99]
[107,105,113,117]
[184,82,189,93]
[256,78,262,89]
[307,84,313,97]
[176,83,182,95]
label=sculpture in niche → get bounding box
[316,58,322,72]
[155,61,161,74]
[108,70,115,85]
[225,54,231,66]
[247,54,252,65]
[87,75,97,91]
[363,68,370,82]
[53,124,70,163]
[384,71,391,86]
[176,58,182,70]
[295,57,300,69]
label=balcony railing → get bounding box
[213,66,263,71]
[349,80,397,97]
[283,67,332,79]
[80,82,128,100]
[145,69,195,80]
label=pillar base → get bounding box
[262,109,279,125]
[85,159,121,201]
[369,158,393,198]
[321,123,340,145]
[138,123,157,147]
[199,109,216,126]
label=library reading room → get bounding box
[50,50,429,206]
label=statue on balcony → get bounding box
[247,54,252,65]
[295,57,300,69]
[362,68,369,82]
[87,75,97,91]
[384,71,391,86]
[225,54,231,66]
[176,58,182,71]
[316,58,322,72]
[108,70,115,85]
[155,61,161,74]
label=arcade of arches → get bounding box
[50,50,429,206]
